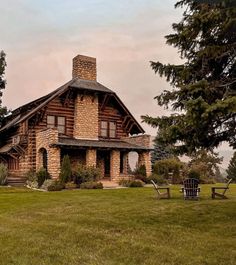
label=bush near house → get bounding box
[74,164,102,186]
[59,155,72,184]
[148,173,168,186]
[119,179,144,187]
[0,163,8,185]
[134,164,148,183]
[153,158,184,184]
[80,181,103,189]
[36,167,51,187]
[25,169,38,189]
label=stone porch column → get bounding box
[48,147,61,179]
[110,150,120,181]
[138,151,152,177]
[122,152,129,174]
[86,149,97,167]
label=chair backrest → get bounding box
[183,178,199,198]
[226,178,232,188]
[150,180,161,195]
[222,178,232,195]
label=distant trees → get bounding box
[142,0,236,154]
[0,51,7,126]
[188,150,223,183]
[226,152,236,182]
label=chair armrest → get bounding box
[212,187,229,190]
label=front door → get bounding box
[104,151,110,178]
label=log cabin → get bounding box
[0,54,152,185]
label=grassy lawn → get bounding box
[0,184,235,265]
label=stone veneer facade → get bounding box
[72,54,97,81]
[86,149,97,167]
[36,128,61,179]
[73,94,99,140]
[122,134,152,176]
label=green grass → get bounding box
[0,185,235,265]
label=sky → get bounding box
[0,0,234,168]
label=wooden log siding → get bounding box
[98,104,128,139]
[37,97,75,138]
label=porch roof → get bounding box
[53,137,151,151]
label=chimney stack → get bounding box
[72,54,97,81]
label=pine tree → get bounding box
[151,136,173,165]
[226,152,236,182]
[142,0,236,154]
[0,51,7,126]
[59,155,72,183]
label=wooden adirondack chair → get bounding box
[150,180,170,199]
[182,178,200,200]
[211,179,232,199]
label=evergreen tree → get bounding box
[151,135,173,165]
[59,155,72,183]
[226,152,236,182]
[0,51,7,126]
[142,0,236,154]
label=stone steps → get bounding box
[7,177,26,187]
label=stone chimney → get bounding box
[72,54,97,81]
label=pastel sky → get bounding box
[0,0,233,168]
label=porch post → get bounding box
[110,150,120,181]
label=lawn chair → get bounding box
[150,180,170,199]
[182,178,200,200]
[211,178,232,199]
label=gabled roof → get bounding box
[0,78,144,134]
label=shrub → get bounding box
[129,180,144,187]
[119,179,144,187]
[188,169,200,180]
[153,158,184,184]
[148,173,168,186]
[41,179,64,191]
[74,164,101,185]
[134,164,149,183]
[59,155,72,184]
[0,163,8,185]
[36,167,50,187]
[80,181,103,189]
[119,179,131,187]
[47,180,64,191]
[24,169,37,182]
[25,169,38,188]
[65,181,78,189]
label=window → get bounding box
[100,121,116,138]
[47,115,66,134]
[101,121,108,137]
[109,122,116,138]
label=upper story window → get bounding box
[100,121,116,138]
[47,115,66,134]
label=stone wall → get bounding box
[74,94,98,139]
[122,134,151,148]
[72,54,97,81]
[36,128,61,179]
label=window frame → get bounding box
[100,120,117,139]
[47,115,66,134]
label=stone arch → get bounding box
[38,147,48,170]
